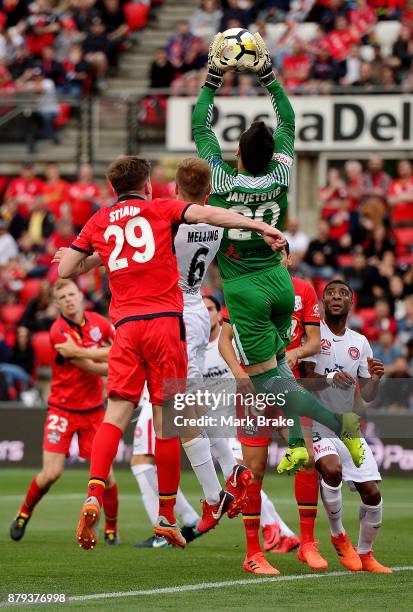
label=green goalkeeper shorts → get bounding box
[223,264,294,366]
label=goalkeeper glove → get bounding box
[204,32,234,89]
[252,33,276,87]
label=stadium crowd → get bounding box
[149,0,413,95]
[0,152,413,407]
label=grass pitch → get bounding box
[0,468,412,611]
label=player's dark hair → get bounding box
[239,121,273,176]
[176,158,211,201]
[323,280,353,297]
[107,156,151,196]
[203,295,221,312]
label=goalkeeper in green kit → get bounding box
[192,34,365,478]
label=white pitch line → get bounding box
[67,566,413,604]
[1,567,412,607]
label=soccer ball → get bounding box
[220,28,257,71]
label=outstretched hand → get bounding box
[208,32,234,72]
[261,226,286,252]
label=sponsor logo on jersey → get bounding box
[90,326,102,342]
[294,296,302,311]
[348,346,360,360]
[312,304,320,317]
[321,338,331,351]
[47,431,61,444]
[272,153,293,167]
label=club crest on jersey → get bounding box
[47,431,61,444]
[348,346,360,360]
[90,326,102,342]
[321,339,331,351]
[294,296,302,311]
[134,426,142,439]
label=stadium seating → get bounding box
[32,331,54,370]
[124,3,150,32]
[20,279,42,305]
[0,304,25,327]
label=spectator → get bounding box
[10,325,35,376]
[190,0,222,40]
[43,162,70,221]
[166,21,195,68]
[344,159,363,210]
[149,47,176,89]
[0,219,18,265]
[4,161,44,220]
[343,248,387,308]
[397,295,413,346]
[309,48,337,88]
[220,0,250,30]
[352,61,377,89]
[363,298,398,342]
[338,43,361,86]
[254,20,279,60]
[45,219,76,256]
[237,73,255,96]
[309,0,347,33]
[324,15,360,65]
[181,37,208,73]
[348,0,376,39]
[67,163,100,230]
[380,66,397,89]
[373,330,403,374]
[40,45,66,89]
[282,39,311,90]
[387,160,413,226]
[62,44,91,96]
[320,167,348,208]
[19,279,57,332]
[99,0,129,66]
[284,217,309,261]
[15,66,59,153]
[83,16,112,83]
[303,218,339,278]
[364,225,396,261]
[150,163,175,198]
[73,0,100,33]
[55,17,84,62]
[362,154,391,199]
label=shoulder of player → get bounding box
[49,316,69,338]
[347,327,371,349]
[84,310,108,326]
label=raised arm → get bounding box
[192,86,223,163]
[54,247,102,278]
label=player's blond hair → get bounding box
[53,278,79,297]
[175,158,211,202]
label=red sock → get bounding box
[88,423,122,506]
[242,481,262,557]
[295,469,318,544]
[20,477,50,516]
[155,436,180,524]
[103,482,119,532]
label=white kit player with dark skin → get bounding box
[131,158,253,546]
[302,280,392,574]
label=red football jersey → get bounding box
[71,195,192,326]
[5,176,45,218]
[49,311,114,411]
[68,181,101,227]
[288,276,320,377]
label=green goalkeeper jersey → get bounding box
[192,81,295,280]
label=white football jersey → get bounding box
[303,320,372,435]
[175,220,223,309]
[203,334,234,382]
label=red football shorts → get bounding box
[43,405,104,459]
[108,316,188,405]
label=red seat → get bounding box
[32,331,54,368]
[54,103,71,128]
[394,227,413,255]
[124,2,149,31]
[0,303,25,326]
[337,254,353,268]
[356,308,377,326]
[391,203,413,225]
[20,279,42,304]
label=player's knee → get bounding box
[321,464,342,487]
[361,485,381,507]
[246,458,266,481]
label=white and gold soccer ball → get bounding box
[220,28,257,71]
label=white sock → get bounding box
[182,432,221,504]
[320,479,345,537]
[260,490,295,536]
[176,488,200,527]
[131,463,158,525]
[209,438,236,480]
[357,499,382,554]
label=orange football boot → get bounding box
[297,541,328,570]
[76,496,100,550]
[243,552,281,575]
[359,551,392,573]
[331,533,362,571]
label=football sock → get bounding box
[260,490,294,536]
[88,422,122,506]
[209,437,236,480]
[295,469,319,544]
[243,481,263,557]
[357,499,382,554]
[19,478,50,517]
[131,464,159,525]
[103,482,119,532]
[251,368,342,440]
[175,488,200,527]
[182,432,221,504]
[155,436,180,524]
[320,479,344,537]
